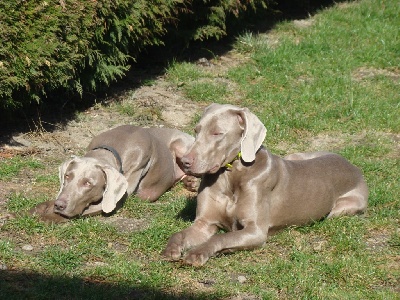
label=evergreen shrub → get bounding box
[0,0,268,112]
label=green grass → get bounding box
[227,0,400,142]
[6,193,47,213]
[166,61,231,103]
[0,0,399,299]
[0,156,43,180]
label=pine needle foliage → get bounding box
[0,0,268,112]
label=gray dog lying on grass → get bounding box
[31,125,198,223]
[162,103,368,266]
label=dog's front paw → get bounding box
[29,200,70,224]
[182,175,200,192]
[162,245,183,261]
[162,232,185,260]
[183,247,212,266]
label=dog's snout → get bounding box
[54,199,67,211]
[181,155,194,169]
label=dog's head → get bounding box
[54,157,128,217]
[181,103,266,175]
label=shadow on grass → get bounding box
[176,196,197,222]
[0,269,207,300]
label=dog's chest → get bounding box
[219,194,249,231]
[216,165,268,231]
[217,175,248,231]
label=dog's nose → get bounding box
[54,199,67,211]
[181,155,194,169]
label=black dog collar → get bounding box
[91,145,124,174]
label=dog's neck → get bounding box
[224,146,264,170]
[88,146,124,174]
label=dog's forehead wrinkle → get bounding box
[80,176,94,183]
[208,123,223,134]
[201,114,234,131]
[69,163,103,182]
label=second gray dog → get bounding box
[32,125,197,222]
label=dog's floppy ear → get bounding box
[101,166,128,214]
[237,107,266,162]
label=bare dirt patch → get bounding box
[102,215,149,233]
[352,67,400,83]
[293,19,315,29]
[8,83,202,158]
[276,131,400,159]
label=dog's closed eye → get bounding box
[79,178,93,188]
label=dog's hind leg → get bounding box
[327,184,368,218]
